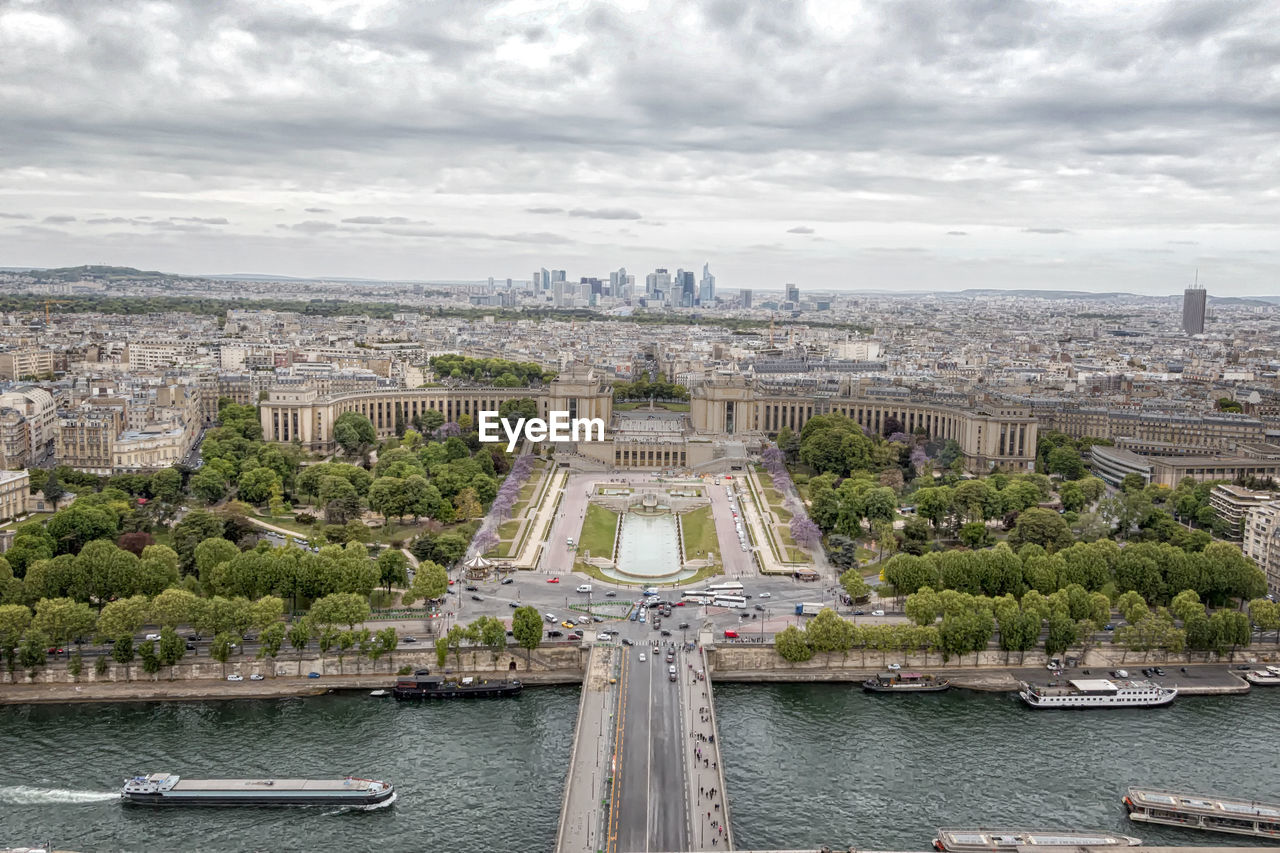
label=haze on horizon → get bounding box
[1,0,1278,296]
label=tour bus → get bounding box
[712,595,747,609]
[706,581,745,593]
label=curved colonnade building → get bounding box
[259,366,1038,473]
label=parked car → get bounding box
[561,620,577,629]
[144,633,161,641]
[592,615,604,623]
[887,663,901,671]
[307,671,321,678]
[401,636,417,643]
[226,674,244,682]
[547,630,564,638]
[853,610,865,616]
[249,673,264,681]
[1104,623,1115,631]
[678,622,689,629]
[185,642,196,651]
[871,609,885,617]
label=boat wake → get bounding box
[0,785,118,805]
[320,791,397,816]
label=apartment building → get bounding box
[1209,484,1276,540]
[0,469,29,522]
[0,348,55,380]
[1242,501,1280,596]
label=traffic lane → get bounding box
[615,645,654,853]
[649,646,688,853]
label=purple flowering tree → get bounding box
[790,516,822,550]
[434,422,463,440]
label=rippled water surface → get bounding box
[715,683,1280,850]
[5,684,1280,852]
[0,688,578,853]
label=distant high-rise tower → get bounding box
[699,263,715,306]
[1183,281,1207,335]
[540,267,551,291]
[740,288,752,309]
[785,282,800,304]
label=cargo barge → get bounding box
[863,671,950,692]
[392,671,522,699]
[1125,787,1280,840]
[120,773,394,807]
[933,828,1141,852]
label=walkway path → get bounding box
[682,644,735,851]
[555,644,620,853]
[514,465,567,569]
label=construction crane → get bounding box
[43,299,70,323]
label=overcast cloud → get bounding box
[1,0,1278,294]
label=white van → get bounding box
[544,613,557,622]
[566,537,575,547]
[576,584,593,593]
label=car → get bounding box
[661,629,672,637]
[723,629,739,638]
[638,653,646,662]
[144,633,161,641]
[307,671,320,678]
[887,663,901,671]
[669,669,678,682]
[545,613,557,622]
[675,600,686,607]
[665,652,675,662]
[401,636,417,643]
[1153,667,1166,676]
[1115,669,1129,678]
[226,674,244,682]
[1104,624,1115,631]
[501,577,514,585]
[758,592,771,599]
[1236,664,1252,670]
[561,620,576,629]
[597,632,613,641]
[643,587,657,596]
[753,604,765,612]
[871,609,885,617]
[576,584,593,593]
[185,642,196,651]
[508,601,520,608]
[464,585,478,592]
[471,594,483,601]
[621,638,634,646]
[249,673,264,681]
[605,590,617,597]
[186,634,201,641]
[448,579,455,585]
[592,615,604,623]
[629,610,639,621]
[46,647,65,655]
[569,631,583,640]
[678,622,689,629]
[547,577,560,584]
[547,630,564,638]
[853,610,865,615]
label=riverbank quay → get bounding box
[648,849,1280,853]
[0,670,581,705]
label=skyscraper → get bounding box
[1183,284,1207,335]
[785,282,800,304]
[678,270,696,306]
[699,263,715,306]
[540,267,551,291]
[740,288,752,309]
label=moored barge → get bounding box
[1243,669,1280,686]
[1125,787,1280,840]
[863,671,950,692]
[121,773,394,807]
[392,671,522,699]
[933,828,1141,852]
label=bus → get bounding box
[712,595,747,609]
[682,592,714,605]
[706,581,744,593]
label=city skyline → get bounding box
[2,1,1279,294]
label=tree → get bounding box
[288,620,311,675]
[1045,613,1077,659]
[31,597,96,656]
[376,550,409,595]
[210,633,234,675]
[334,411,376,458]
[138,640,162,680]
[150,587,199,630]
[46,503,120,556]
[403,560,448,605]
[158,626,185,679]
[839,568,872,604]
[774,625,813,662]
[1121,473,1146,494]
[1008,508,1074,553]
[151,467,183,504]
[237,467,281,506]
[41,468,66,505]
[173,510,227,574]
[371,626,398,672]
[1115,590,1149,626]
[96,595,150,641]
[111,634,135,679]
[258,621,286,676]
[805,609,854,662]
[0,604,32,683]
[308,592,370,630]
[19,632,46,679]
[512,605,543,670]
[958,522,990,549]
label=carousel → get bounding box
[462,554,495,580]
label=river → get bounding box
[2,685,1278,852]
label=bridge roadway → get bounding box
[556,626,733,853]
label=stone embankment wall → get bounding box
[710,643,1280,681]
[2,644,587,686]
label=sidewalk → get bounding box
[682,644,735,851]
[513,466,567,569]
[554,645,619,853]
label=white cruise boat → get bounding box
[1243,669,1280,686]
[1019,678,1176,709]
[934,828,1141,852]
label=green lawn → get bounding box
[252,513,319,535]
[680,505,720,562]
[497,520,521,539]
[577,503,618,560]
[1,511,53,530]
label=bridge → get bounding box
[556,630,733,853]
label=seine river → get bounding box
[2,684,1279,852]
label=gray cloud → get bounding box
[0,0,1276,292]
[568,208,642,220]
[947,231,968,236]
[787,226,814,234]
[43,215,77,224]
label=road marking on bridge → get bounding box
[606,652,628,853]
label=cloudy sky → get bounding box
[1,0,1278,295]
